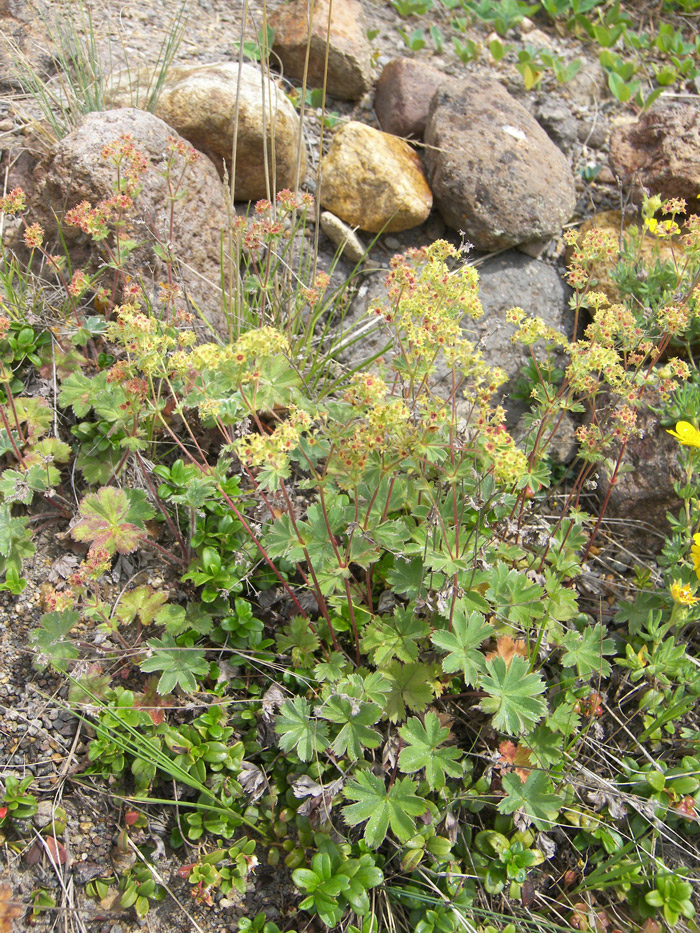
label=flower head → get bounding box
[667,421,700,448]
[691,534,700,581]
[671,580,699,606]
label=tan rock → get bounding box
[107,62,306,201]
[271,0,372,101]
[320,121,432,233]
[320,211,367,263]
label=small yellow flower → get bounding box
[671,579,699,606]
[667,421,700,448]
[691,534,700,581]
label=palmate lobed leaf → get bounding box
[139,634,209,694]
[398,712,463,789]
[342,771,427,847]
[559,622,615,679]
[72,486,156,555]
[431,607,493,686]
[498,770,562,830]
[275,697,329,762]
[317,696,381,760]
[479,654,547,735]
[383,660,435,721]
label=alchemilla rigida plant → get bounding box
[0,136,698,932]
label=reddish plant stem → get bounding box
[135,450,189,560]
[156,411,312,621]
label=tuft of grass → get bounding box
[6,0,188,143]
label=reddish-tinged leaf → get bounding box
[485,635,529,666]
[71,487,155,555]
[177,864,195,878]
[124,811,140,826]
[133,677,173,726]
[0,807,7,820]
[497,740,533,782]
[44,837,68,866]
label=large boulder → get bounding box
[319,121,432,233]
[107,62,306,200]
[0,0,53,92]
[609,105,700,210]
[424,77,576,250]
[270,0,372,101]
[31,109,230,332]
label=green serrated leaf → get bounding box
[498,770,562,830]
[479,655,547,735]
[360,605,429,666]
[342,772,426,847]
[30,610,80,671]
[384,661,434,722]
[559,623,615,679]
[139,634,209,694]
[318,696,381,760]
[116,586,168,626]
[398,712,462,789]
[431,606,492,685]
[275,697,329,762]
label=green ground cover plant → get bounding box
[0,133,699,931]
[0,3,699,927]
[389,0,700,105]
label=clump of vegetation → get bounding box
[1,126,699,931]
[388,0,700,105]
[1,0,700,925]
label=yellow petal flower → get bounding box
[691,535,700,581]
[671,580,699,606]
[667,421,700,448]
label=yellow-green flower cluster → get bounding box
[481,428,528,486]
[236,407,311,471]
[657,304,691,336]
[344,372,389,408]
[584,302,643,351]
[506,307,570,350]
[107,302,177,376]
[566,342,626,393]
[385,241,483,372]
[168,327,291,387]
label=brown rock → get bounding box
[31,109,230,333]
[609,105,700,210]
[597,391,684,551]
[375,57,451,139]
[424,77,576,250]
[107,62,306,200]
[271,0,372,101]
[320,121,432,233]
